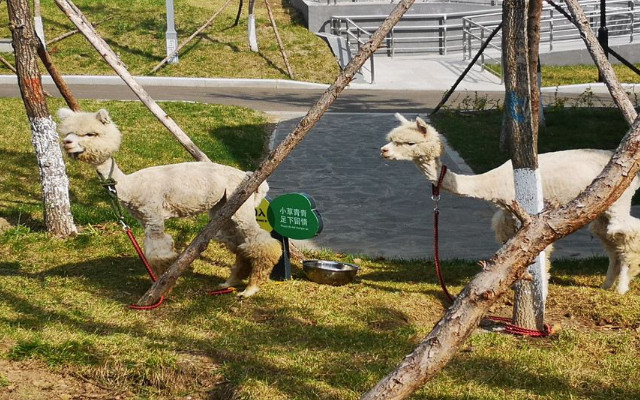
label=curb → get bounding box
[0,74,330,90]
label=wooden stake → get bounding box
[135,0,418,306]
[151,0,233,74]
[36,36,80,111]
[0,53,16,73]
[53,0,211,162]
[46,16,113,46]
[263,0,294,79]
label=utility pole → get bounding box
[165,0,178,64]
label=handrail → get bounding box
[330,0,640,84]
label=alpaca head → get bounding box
[380,113,443,163]
[57,108,122,166]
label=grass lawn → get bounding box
[0,0,340,83]
[0,98,639,398]
[430,107,631,173]
[485,63,640,86]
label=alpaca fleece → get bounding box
[381,113,640,294]
[58,108,282,298]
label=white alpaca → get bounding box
[381,113,640,294]
[57,108,282,298]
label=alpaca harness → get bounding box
[430,164,551,337]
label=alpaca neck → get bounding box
[416,157,511,203]
[95,157,127,185]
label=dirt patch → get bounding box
[0,359,129,400]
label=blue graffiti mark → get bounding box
[507,91,526,124]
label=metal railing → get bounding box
[463,1,640,77]
[331,9,498,57]
[330,1,640,83]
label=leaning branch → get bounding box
[53,0,211,162]
[45,16,113,46]
[264,0,294,79]
[36,36,80,111]
[135,0,418,305]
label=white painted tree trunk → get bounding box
[30,116,77,235]
[512,168,547,327]
[8,0,76,237]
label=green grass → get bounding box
[430,107,630,173]
[486,63,640,86]
[1,98,640,398]
[0,0,340,83]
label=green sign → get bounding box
[267,193,323,240]
[255,197,273,232]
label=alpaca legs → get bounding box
[591,213,640,294]
[212,204,283,298]
[219,253,252,289]
[143,223,178,277]
[236,233,282,298]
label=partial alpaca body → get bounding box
[380,113,640,294]
[57,108,282,298]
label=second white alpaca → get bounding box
[381,113,640,294]
[57,108,282,298]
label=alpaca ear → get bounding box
[416,117,429,135]
[394,113,409,124]
[57,108,74,121]
[96,109,112,125]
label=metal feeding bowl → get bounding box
[303,260,360,286]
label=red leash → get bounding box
[431,165,551,337]
[124,227,165,310]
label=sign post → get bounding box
[261,193,323,280]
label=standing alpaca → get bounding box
[57,108,282,298]
[380,113,640,294]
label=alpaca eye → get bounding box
[85,132,97,137]
[407,142,416,146]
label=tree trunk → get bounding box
[527,0,542,130]
[53,0,211,162]
[501,0,546,331]
[7,0,76,236]
[247,0,258,52]
[136,0,418,306]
